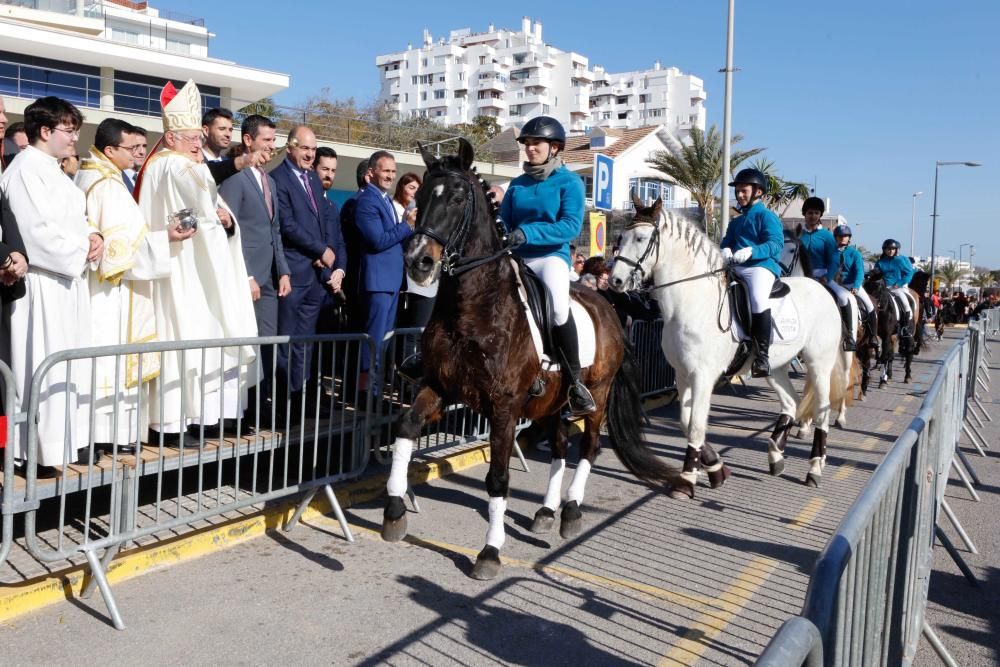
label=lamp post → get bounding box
[909,191,923,257]
[959,242,971,290]
[930,161,981,292]
[719,0,736,242]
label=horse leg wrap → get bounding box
[806,429,827,487]
[542,458,567,510]
[699,446,730,489]
[680,445,701,486]
[566,458,592,505]
[485,496,508,549]
[386,438,414,498]
[769,414,794,454]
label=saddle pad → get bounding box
[510,259,596,372]
[731,294,801,346]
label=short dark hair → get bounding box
[315,146,338,164]
[7,121,26,137]
[368,150,394,170]
[201,107,233,128]
[94,118,132,152]
[355,158,370,188]
[240,114,276,140]
[24,96,83,143]
[127,125,148,138]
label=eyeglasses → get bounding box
[53,126,80,138]
[115,144,143,153]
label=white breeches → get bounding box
[891,287,913,316]
[852,287,874,314]
[827,281,851,307]
[525,255,572,325]
[732,265,776,313]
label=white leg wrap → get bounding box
[543,459,567,510]
[386,438,414,497]
[809,457,824,477]
[703,460,723,473]
[767,442,784,464]
[681,442,701,485]
[566,458,592,505]
[485,496,507,549]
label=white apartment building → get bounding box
[1,0,288,137]
[375,17,705,137]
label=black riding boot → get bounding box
[865,309,880,356]
[554,314,596,415]
[750,310,772,378]
[839,304,857,351]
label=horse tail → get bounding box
[796,349,851,423]
[606,342,685,489]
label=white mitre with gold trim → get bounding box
[160,79,202,132]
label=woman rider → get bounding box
[800,197,856,351]
[720,168,784,377]
[501,116,595,415]
[833,224,878,353]
[874,239,916,339]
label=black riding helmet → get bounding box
[729,168,768,194]
[802,196,825,215]
[833,224,852,237]
[517,115,566,149]
[882,238,901,252]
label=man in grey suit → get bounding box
[219,114,291,422]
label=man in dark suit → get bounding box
[339,159,370,333]
[219,115,291,419]
[270,125,346,405]
[354,150,413,390]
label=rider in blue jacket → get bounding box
[801,197,855,351]
[502,116,594,415]
[874,238,916,337]
[833,225,878,352]
[720,168,784,377]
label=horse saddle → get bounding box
[509,258,596,372]
[729,278,792,342]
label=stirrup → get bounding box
[567,381,596,416]
[397,352,424,384]
[751,357,770,378]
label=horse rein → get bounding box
[618,220,727,292]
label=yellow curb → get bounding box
[0,391,678,623]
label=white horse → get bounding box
[608,198,849,491]
[778,222,856,434]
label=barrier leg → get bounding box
[284,487,319,532]
[968,406,985,429]
[963,422,990,454]
[81,544,121,599]
[921,621,959,667]
[972,396,992,422]
[954,449,982,488]
[406,485,421,513]
[512,442,531,473]
[941,499,978,554]
[83,548,126,630]
[321,484,354,544]
[950,457,981,501]
[934,526,978,587]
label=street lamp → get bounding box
[959,242,971,289]
[909,191,923,257]
[930,161,981,292]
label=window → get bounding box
[541,104,550,114]
[601,111,611,120]
[639,93,650,103]
[479,55,487,65]
[513,53,528,65]
[509,104,521,116]
[647,108,664,118]
[166,38,191,54]
[411,76,417,85]
[628,178,674,207]
[0,50,101,108]
[421,58,428,67]
[403,93,409,102]
[110,28,140,45]
[617,112,627,120]
[435,109,445,116]
[113,71,219,117]
[420,91,427,101]
[434,89,445,99]
[616,95,629,105]
[437,74,446,83]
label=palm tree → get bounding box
[970,271,995,290]
[646,125,764,240]
[748,158,811,215]
[936,261,967,289]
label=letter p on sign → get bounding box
[593,153,613,211]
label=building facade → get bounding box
[375,17,705,138]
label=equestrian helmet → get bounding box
[833,224,852,237]
[729,168,768,194]
[882,238,901,252]
[802,196,826,214]
[517,115,566,148]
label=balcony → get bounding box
[477,76,506,91]
[477,95,504,109]
[383,68,401,79]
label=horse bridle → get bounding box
[412,169,478,276]
[778,230,802,276]
[617,219,727,292]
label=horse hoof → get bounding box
[707,464,732,489]
[805,473,821,488]
[769,459,785,476]
[470,545,502,580]
[530,507,556,534]
[668,481,695,500]
[559,501,584,539]
[857,393,866,402]
[381,496,408,542]
[904,376,911,384]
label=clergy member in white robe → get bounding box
[76,119,173,448]
[136,80,257,436]
[0,96,103,467]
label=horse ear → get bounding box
[417,142,436,168]
[631,191,643,210]
[795,223,803,238]
[457,138,475,170]
[652,197,663,214]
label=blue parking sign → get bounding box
[593,153,613,211]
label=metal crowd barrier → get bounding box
[19,334,374,630]
[627,318,676,397]
[758,310,997,666]
[0,361,18,570]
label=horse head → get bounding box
[406,138,497,285]
[608,194,663,292]
[779,223,808,277]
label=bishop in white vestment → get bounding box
[76,121,171,447]
[136,81,257,434]
[0,98,102,467]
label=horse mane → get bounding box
[655,206,724,267]
[781,221,811,277]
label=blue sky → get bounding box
[174,0,998,266]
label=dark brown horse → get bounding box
[380,138,686,580]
